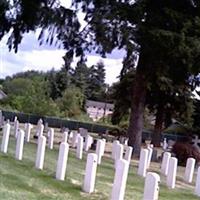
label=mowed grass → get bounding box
[0,130,199,200]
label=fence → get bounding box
[1,110,116,134]
[1,110,188,142]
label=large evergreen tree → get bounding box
[87,61,107,101]
[2,0,200,154]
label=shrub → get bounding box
[172,142,200,166]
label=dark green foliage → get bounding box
[56,86,84,118]
[72,62,90,94]
[192,98,200,135]
[111,70,134,125]
[86,61,107,101]
[47,67,71,100]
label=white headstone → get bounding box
[14,120,19,138]
[96,139,105,164]
[115,143,123,160]
[72,131,78,148]
[25,123,33,142]
[184,157,195,183]
[161,152,171,176]
[163,138,168,150]
[143,172,160,200]
[1,123,11,153]
[0,110,3,127]
[112,140,120,159]
[138,149,149,177]
[36,119,43,136]
[124,146,133,164]
[79,128,88,138]
[83,153,98,193]
[166,157,178,189]
[35,136,46,170]
[147,147,153,168]
[115,144,124,168]
[111,159,129,200]
[76,135,84,159]
[195,166,200,196]
[37,124,44,137]
[14,116,17,122]
[84,135,93,151]
[48,128,54,149]
[62,131,68,143]
[44,122,49,132]
[56,142,69,180]
[15,129,25,160]
[102,139,106,155]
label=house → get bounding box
[85,100,114,121]
[0,89,7,100]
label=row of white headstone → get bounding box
[161,151,200,196]
[1,122,162,200]
[137,146,200,198]
[1,120,200,200]
[110,141,162,200]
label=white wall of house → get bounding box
[85,100,114,121]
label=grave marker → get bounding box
[124,146,133,164]
[48,128,54,149]
[76,135,83,159]
[62,131,68,143]
[0,110,4,127]
[111,140,120,159]
[115,144,124,167]
[166,157,178,189]
[195,166,200,196]
[161,152,171,176]
[14,120,19,138]
[36,119,43,136]
[163,138,168,150]
[143,172,160,200]
[138,149,148,177]
[111,159,129,200]
[184,157,195,183]
[147,147,153,168]
[1,123,11,153]
[192,135,200,150]
[72,131,78,148]
[96,139,105,164]
[79,128,88,138]
[56,142,69,180]
[35,136,46,170]
[25,123,33,142]
[83,153,98,193]
[84,135,93,151]
[38,124,44,137]
[15,129,25,160]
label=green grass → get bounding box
[0,133,199,200]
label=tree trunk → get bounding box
[152,104,164,147]
[127,64,147,156]
[164,108,172,128]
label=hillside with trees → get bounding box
[0,60,109,121]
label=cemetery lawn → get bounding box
[0,135,199,200]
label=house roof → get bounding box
[0,89,7,99]
[86,100,114,110]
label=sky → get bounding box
[0,0,125,85]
